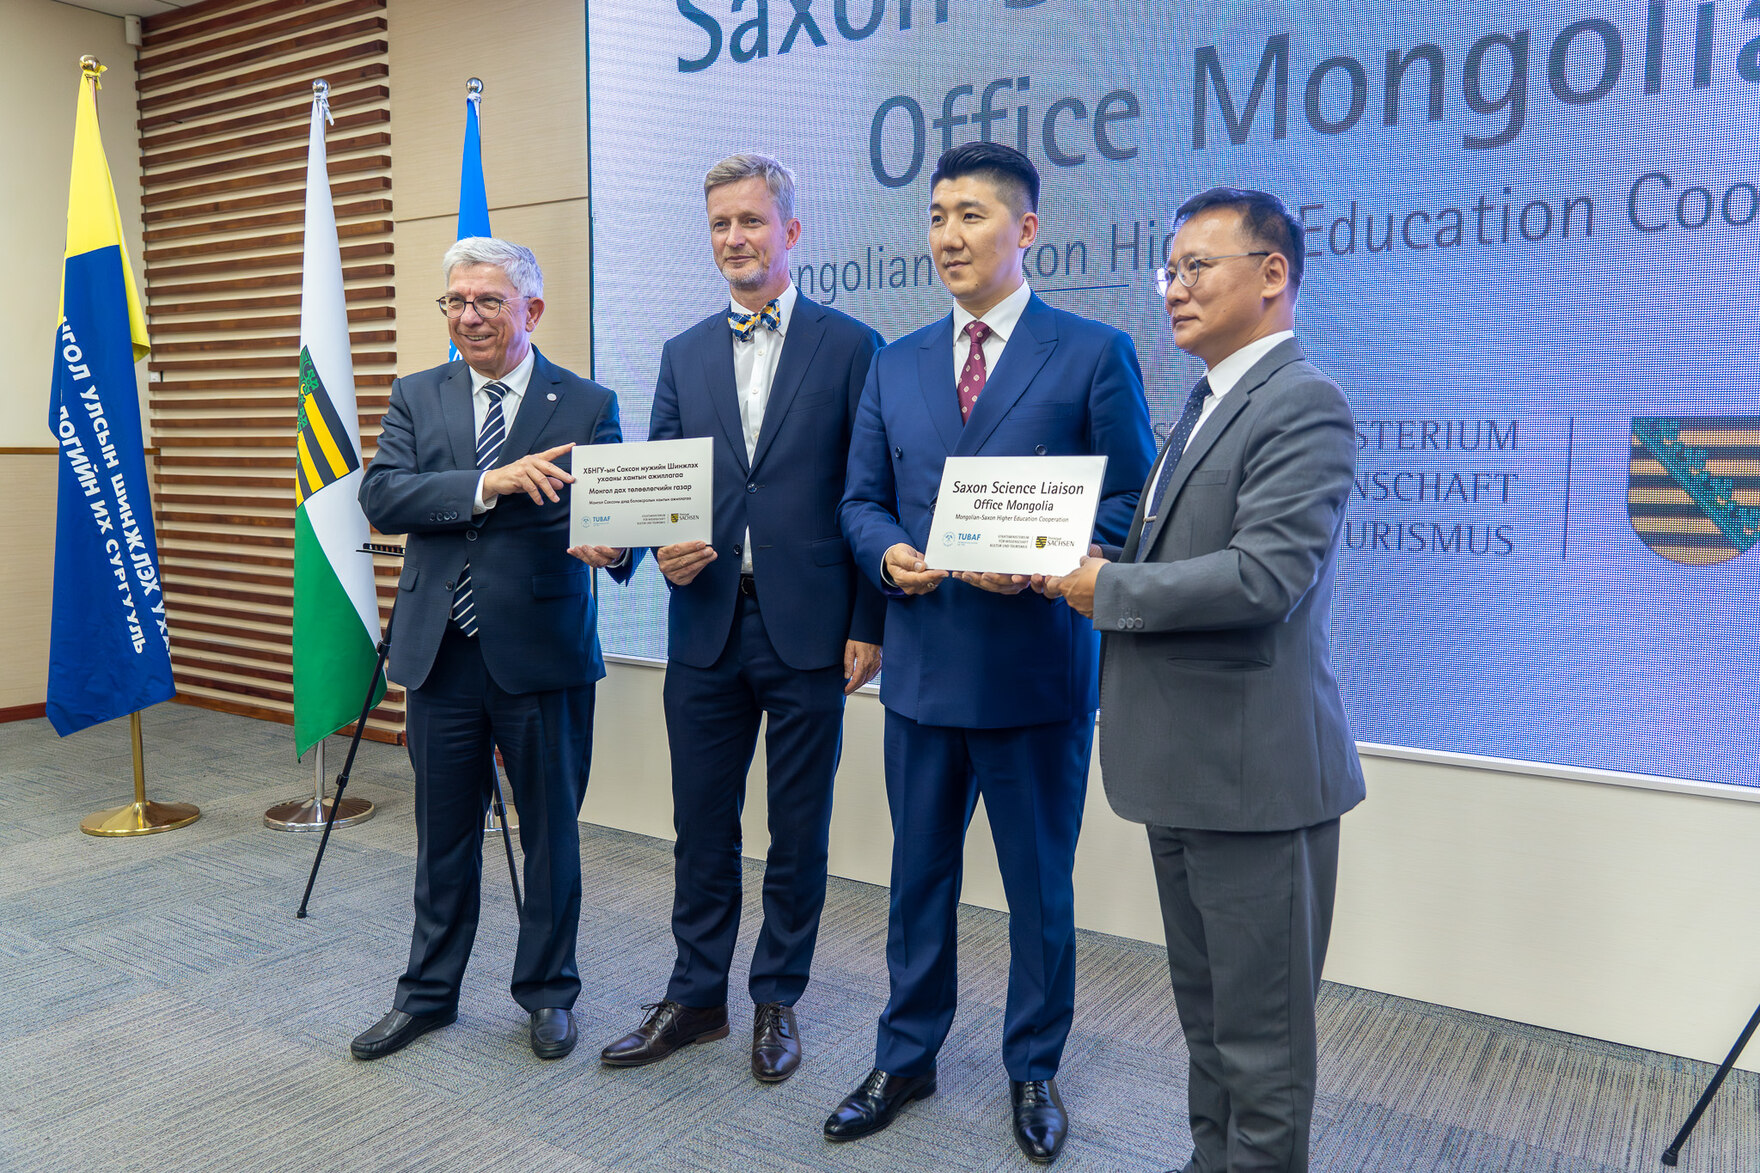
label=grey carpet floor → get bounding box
[0,704,1754,1172]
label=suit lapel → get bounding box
[958,294,1056,456]
[700,320,749,475]
[916,315,964,454]
[1136,338,1307,557]
[500,349,562,462]
[751,298,826,472]
[440,361,476,471]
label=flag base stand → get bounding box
[82,798,200,837]
[265,795,376,831]
[485,753,517,833]
[80,712,200,837]
[266,741,375,831]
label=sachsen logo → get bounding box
[1628,416,1760,566]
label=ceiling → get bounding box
[53,0,194,17]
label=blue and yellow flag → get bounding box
[46,60,174,735]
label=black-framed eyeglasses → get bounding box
[436,294,524,319]
[1153,252,1272,295]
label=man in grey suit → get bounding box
[1045,188,1364,1173]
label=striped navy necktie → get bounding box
[451,380,510,637]
[1138,377,1212,561]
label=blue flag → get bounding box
[449,86,492,361]
[46,62,174,736]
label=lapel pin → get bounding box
[547,392,557,401]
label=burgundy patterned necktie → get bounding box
[958,320,990,423]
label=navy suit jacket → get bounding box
[651,295,885,670]
[839,293,1155,728]
[359,349,636,694]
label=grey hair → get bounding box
[703,153,796,222]
[442,237,544,298]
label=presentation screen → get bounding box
[587,0,1760,791]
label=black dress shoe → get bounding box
[349,1008,456,1060]
[530,1007,577,1060]
[751,1002,800,1082]
[1012,1078,1069,1164]
[823,1067,937,1141]
[599,1000,728,1066]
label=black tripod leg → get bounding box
[1661,1000,1760,1165]
[489,759,523,917]
[297,606,395,919]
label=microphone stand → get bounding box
[1660,999,1760,1165]
[297,543,523,919]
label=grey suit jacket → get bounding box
[1092,337,1366,832]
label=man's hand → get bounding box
[568,545,626,568]
[483,442,575,504]
[883,543,949,595]
[952,570,1032,595]
[843,640,882,694]
[656,540,716,586]
[1043,546,1108,619]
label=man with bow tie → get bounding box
[597,154,883,1084]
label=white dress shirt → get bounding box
[732,283,798,572]
[951,279,1032,387]
[1143,329,1296,497]
[470,345,535,514]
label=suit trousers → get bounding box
[1146,818,1341,1173]
[663,590,847,1008]
[396,622,596,1016]
[875,709,1093,1082]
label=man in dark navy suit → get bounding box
[598,155,883,1083]
[830,143,1155,1162]
[351,238,635,1063]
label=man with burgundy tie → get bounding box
[352,237,636,1063]
[1045,188,1365,1172]
[597,154,884,1082]
[832,142,1154,1163]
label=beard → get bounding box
[720,259,769,290]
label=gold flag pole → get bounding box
[80,711,200,836]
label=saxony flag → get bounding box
[294,82,383,756]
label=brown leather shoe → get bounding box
[751,1002,800,1082]
[599,1000,729,1066]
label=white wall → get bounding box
[0,0,142,710]
[589,659,1760,1072]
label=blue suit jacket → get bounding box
[359,349,636,694]
[839,293,1155,728]
[651,296,885,670]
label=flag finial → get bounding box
[80,55,104,85]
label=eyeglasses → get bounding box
[1153,252,1271,295]
[436,294,523,319]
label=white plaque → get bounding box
[924,455,1108,576]
[568,438,713,548]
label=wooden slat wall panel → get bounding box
[139,0,402,744]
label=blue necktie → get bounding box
[729,299,781,342]
[451,381,509,637]
[1138,377,1212,560]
